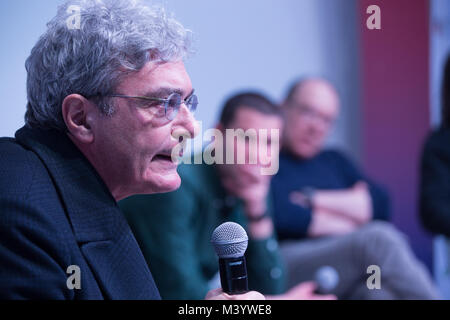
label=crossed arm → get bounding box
[290,181,373,237]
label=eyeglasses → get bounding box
[106,91,198,121]
[294,105,335,127]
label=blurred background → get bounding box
[0,0,448,288]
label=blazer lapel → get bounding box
[15,127,160,300]
[80,230,160,300]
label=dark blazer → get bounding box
[420,127,450,237]
[0,126,160,300]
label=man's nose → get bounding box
[308,116,327,131]
[172,104,199,140]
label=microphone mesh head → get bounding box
[315,266,339,292]
[211,222,248,259]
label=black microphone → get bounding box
[314,266,339,294]
[211,222,249,295]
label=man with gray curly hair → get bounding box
[0,0,262,300]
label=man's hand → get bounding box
[291,181,372,237]
[289,191,311,209]
[266,282,337,300]
[307,208,359,237]
[222,165,274,239]
[221,164,274,239]
[222,164,271,217]
[312,181,372,225]
[206,288,265,300]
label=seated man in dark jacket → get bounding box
[421,127,450,236]
[420,54,450,237]
[120,92,335,300]
[0,0,261,301]
[271,78,438,299]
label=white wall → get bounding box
[0,0,62,137]
[0,0,361,159]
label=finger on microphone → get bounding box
[235,291,265,300]
[205,288,265,300]
[205,288,224,300]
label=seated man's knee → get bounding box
[357,221,410,252]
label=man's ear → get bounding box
[62,94,95,144]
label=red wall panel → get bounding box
[359,0,432,267]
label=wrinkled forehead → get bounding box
[117,60,192,96]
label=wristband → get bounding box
[302,187,316,210]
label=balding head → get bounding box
[285,78,340,112]
[283,78,340,159]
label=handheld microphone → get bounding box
[314,266,339,294]
[211,222,249,295]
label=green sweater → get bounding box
[119,162,286,300]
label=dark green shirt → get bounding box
[119,162,286,300]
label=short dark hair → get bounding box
[219,92,282,127]
[442,54,450,128]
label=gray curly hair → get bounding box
[25,0,193,131]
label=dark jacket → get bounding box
[0,126,160,300]
[420,127,450,237]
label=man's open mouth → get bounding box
[153,154,174,162]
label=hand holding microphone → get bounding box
[207,221,339,301]
[206,222,265,300]
[211,222,249,294]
